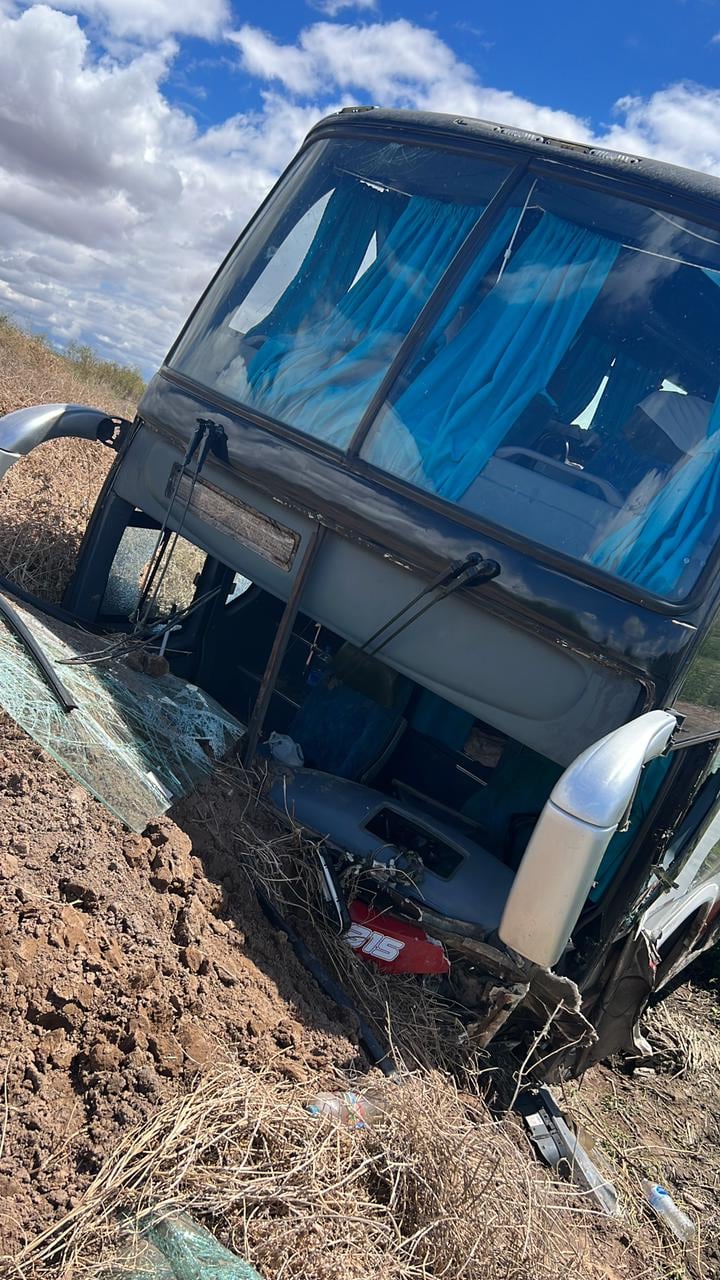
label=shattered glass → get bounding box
[104,1212,265,1280]
[0,594,245,831]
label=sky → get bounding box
[1,0,720,375]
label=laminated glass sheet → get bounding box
[0,595,245,831]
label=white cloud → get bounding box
[52,0,229,41]
[228,26,321,96]
[309,0,377,15]
[601,82,720,176]
[2,11,720,383]
[229,19,477,105]
[229,19,595,139]
[0,7,318,370]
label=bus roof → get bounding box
[308,106,720,213]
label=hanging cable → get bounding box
[57,585,224,668]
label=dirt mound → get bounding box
[0,716,357,1258]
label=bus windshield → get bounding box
[169,137,511,450]
[361,177,720,602]
[170,136,720,603]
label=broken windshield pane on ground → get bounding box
[0,593,245,831]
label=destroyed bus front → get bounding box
[6,109,720,1072]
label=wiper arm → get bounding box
[0,593,77,713]
[366,554,500,659]
[345,552,501,670]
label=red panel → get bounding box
[346,900,450,975]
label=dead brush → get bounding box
[643,984,720,1078]
[8,1062,605,1280]
[0,438,112,601]
[0,314,139,422]
[558,981,720,1277]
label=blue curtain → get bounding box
[590,269,720,595]
[249,183,386,339]
[361,208,519,479]
[589,400,720,594]
[385,212,620,500]
[244,195,482,447]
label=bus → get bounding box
[4,108,720,1076]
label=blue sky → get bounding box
[168,1,720,129]
[1,0,720,373]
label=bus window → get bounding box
[100,522,206,621]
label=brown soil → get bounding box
[0,715,358,1258]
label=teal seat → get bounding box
[291,681,406,782]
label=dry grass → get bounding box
[561,985,720,1279]
[0,316,140,601]
[644,983,720,1079]
[8,1063,613,1280]
[0,316,140,421]
[0,437,110,601]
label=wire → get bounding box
[134,418,219,629]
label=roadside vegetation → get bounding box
[0,313,143,420]
[0,316,141,599]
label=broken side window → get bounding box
[100,519,206,621]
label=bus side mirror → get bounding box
[0,403,126,482]
[499,710,677,968]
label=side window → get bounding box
[677,612,720,730]
[650,748,720,897]
[100,523,206,620]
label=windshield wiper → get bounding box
[0,593,77,713]
[351,552,501,663]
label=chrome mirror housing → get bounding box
[0,403,126,481]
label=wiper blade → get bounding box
[0,593,77,712]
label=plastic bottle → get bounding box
[306,1089,385,1128]
[642,1180,696,1242]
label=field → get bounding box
[0,317,719,1279]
